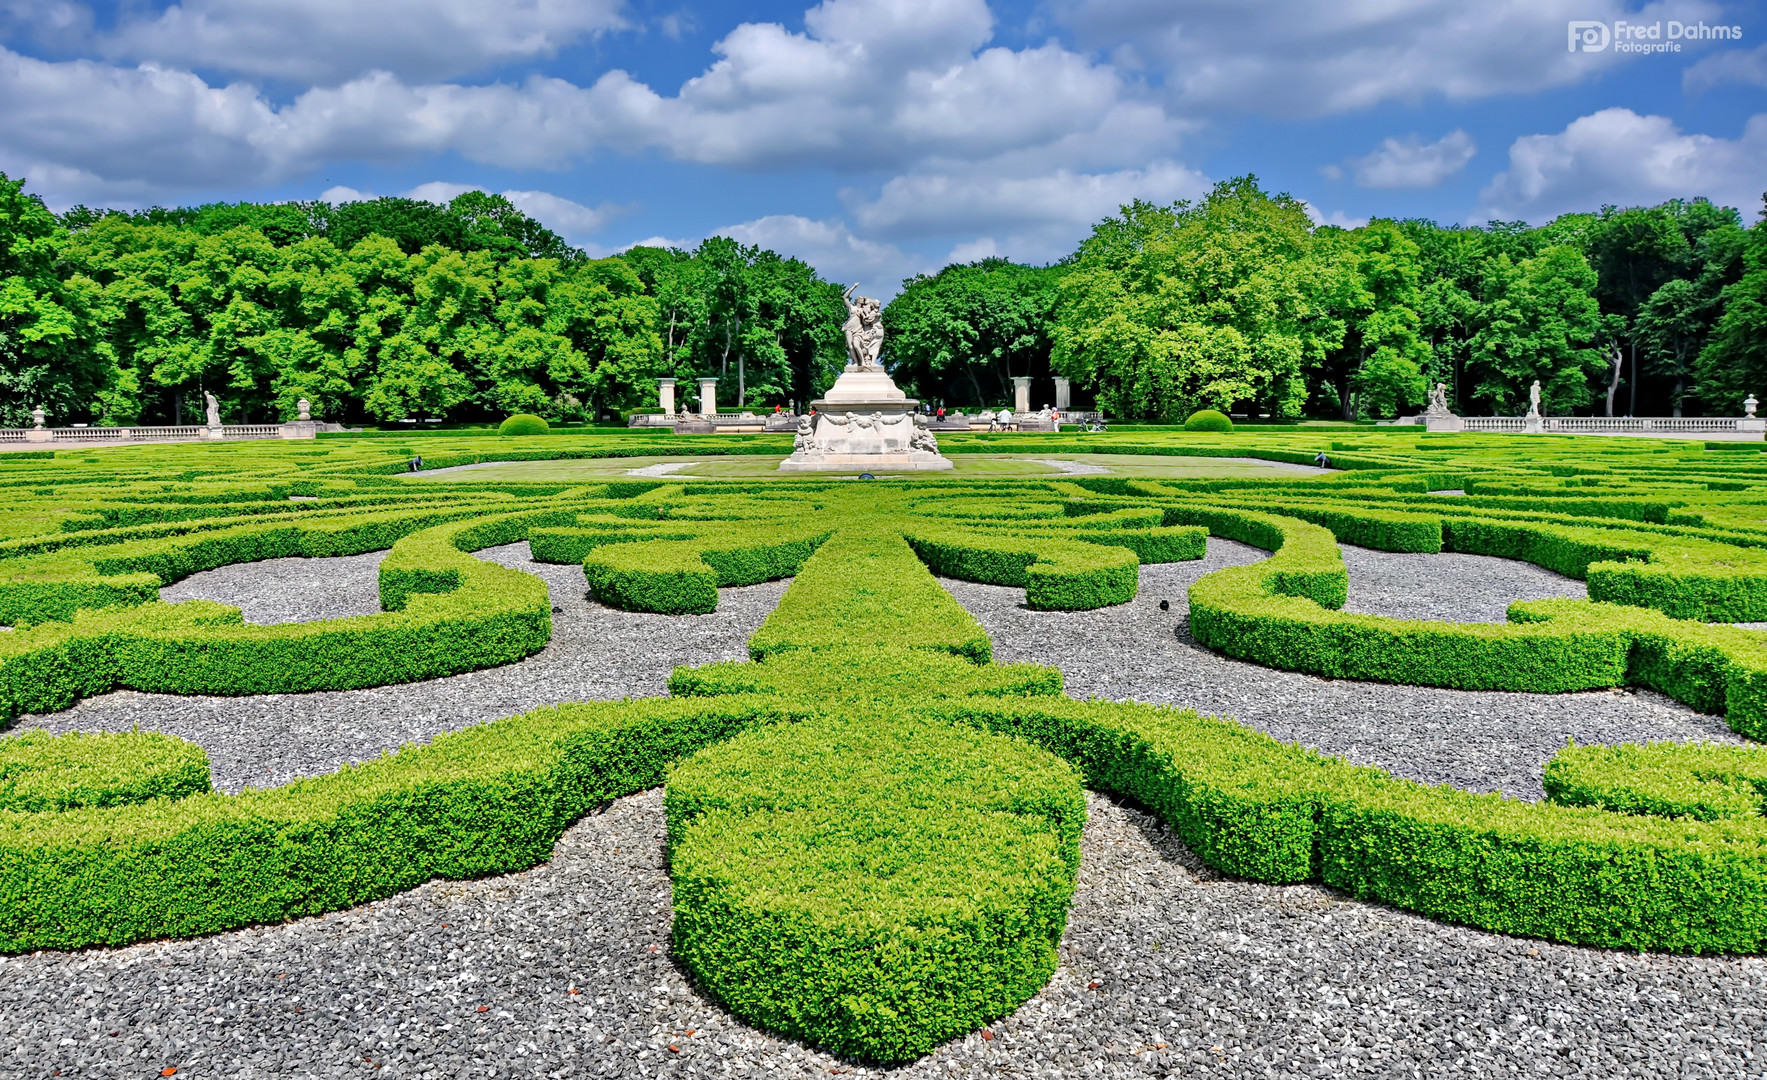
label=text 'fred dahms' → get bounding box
[1568,20,1744,53]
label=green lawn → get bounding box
[401,453,1331,482]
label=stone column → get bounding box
[658,378,677,415]
[697,377,719,417]
[1011,376,1032,415]
[1052,377,1071,410]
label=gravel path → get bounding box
[1026,458,1112,475]
[6,539,1764,1078]
[11,544,786,793]
[157,550,388,624]
[941,539,1743,801]
[4,789,1759,1080]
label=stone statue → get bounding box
[297,398,312,421]
[910,413,939,454]
[793,413,817,453]
[204,391,221,428]
[841,284,885,373]
[1426,382,1452,417]
[1526,380,1542,419]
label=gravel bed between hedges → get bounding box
[943,539,1744,801]
[4,788,1760,1080]
[11,543,787,794]
[4,539,1764,1079]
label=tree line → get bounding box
[0,174,845,428]
[887,177,1767,420]
[2,171,1763,426]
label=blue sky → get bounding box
[2,0,1763,295]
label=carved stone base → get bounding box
[779,369,954,472]
[778,452,953,473]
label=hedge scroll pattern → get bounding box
[7,431,1767,1060]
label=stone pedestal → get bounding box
[1053,377,1071,410]
[1423,415,1464,433]
[697,377,718,417]
[1012,377,1032,414]
[658,378,677,415]
[201,426,226,441]
[779,369,953,473]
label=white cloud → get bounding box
[1051,0,1728,117]
[318,184,373,203]
[1301,202,1370,229]
[714,214,928,296]
[0,0,1188,207]
[396,181,630,243]
[943,237,1002,264]
[1350,130,1476,188]
[97,0,629,84]
[847,161,1209,237]
[1478,108,1767,222]
[1685,43,1767,92]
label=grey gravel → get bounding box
[4,789,1761,1079]
[12,544,786,793]
[942,539,1745,801]
[5,538,1764,1078]
[157,550,389,625]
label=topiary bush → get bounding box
[497,413,550,436]
[1183,408,1234,432]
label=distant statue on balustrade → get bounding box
[1426,382,1453,417]
[841,284,885,372]
[1527,380,1542,419]
[204,391,222,428]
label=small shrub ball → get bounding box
[498,413,550,436]
[1183,409,1234,433]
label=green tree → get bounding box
[884,259,1056,408]
[1695,196,1767,412]
[1467,246,1611,415]
[1308,221,1431,419]
[1052,178,1318,421]
[0,173,113,427]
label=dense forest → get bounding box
[2,172,1763,426]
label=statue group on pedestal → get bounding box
[841,284,885,373]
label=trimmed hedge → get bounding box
[748,530,993,663]
[666,714,1084,1062]
[583,527,834,614]
[0,695,802,952]
[1183,409,1233,433]
[938,695,1767,954]
[497,414,550,436]
[0,730,210,812]
[0,510,563,721]
[902,526,1147,610]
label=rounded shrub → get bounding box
[1183,408,1234,433]
[497,413,550,436]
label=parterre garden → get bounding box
[7,429,1767,1063]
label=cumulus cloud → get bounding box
[846,161,1209,236]
[1301,202,1370,229]
[714,214,928,296]
[1684,43,1767,92]
[0,0,1185,206]
[1050,0,1728,116]
[96,0,629,85]
[395,181,631,243]
[1350,130,1476,188]
[1478,108,1767,222]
